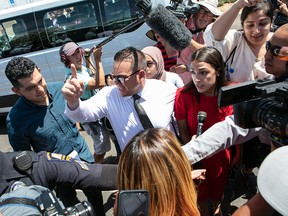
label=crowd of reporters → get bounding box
[1,0,288,215]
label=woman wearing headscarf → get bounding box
[142,46,184,88]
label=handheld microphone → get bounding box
[145,4,192,51]
[196,111,207,137]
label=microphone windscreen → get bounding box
[146,4,192,51]
[197,111,207,123]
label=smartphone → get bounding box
[117,190,150,216]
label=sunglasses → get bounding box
[112,69,141,84]
[266,41,281,56]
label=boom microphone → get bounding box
[145,4,192,51]
[196,111,207,137]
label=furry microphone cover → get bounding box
[146,4,192,51]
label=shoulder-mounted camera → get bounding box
[218,79,288,147]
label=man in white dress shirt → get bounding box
[62,46,177,152]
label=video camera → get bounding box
[36,190,95,216]
[136,0,200,19]
[218,79,288,147]
[166,0,200,19]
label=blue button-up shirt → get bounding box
[6,82,93,163]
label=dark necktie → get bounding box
[133,94,154,129]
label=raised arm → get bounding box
[182,115,264,164]
[211,0,256,40]
[62,64,82,110]
[84,46,105,90]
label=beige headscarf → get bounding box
[142,46,167,81]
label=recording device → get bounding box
[166,0,200,19]
[36,190,95,216]
[196,111,207,137]
[218,79,288,147]
[144,3,192,51]
[117,190,150,216]
[13,151,35,184]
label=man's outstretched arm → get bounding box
[182,115,265,164]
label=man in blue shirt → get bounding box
[4,57,102,214]
[5,57,93,163]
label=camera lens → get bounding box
[253,99,288,137]
[64,201,95,216]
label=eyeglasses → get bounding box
[105,74,113,79]
[198,8,214,19]
[112,69,141,84]
[147,61,155,68]
[266,41,281,56]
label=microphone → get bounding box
[196,111,207,137]
[145,4,192,51]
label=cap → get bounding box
[62,42,81,56]
[146,29,157,41]
[257,146,288,215]
[193,0,222,17]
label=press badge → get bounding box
[47,152,72,162]
[75,160,90,171]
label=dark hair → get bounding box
[5,57,37,88]
[104,74,113,85]
[114,47,146,72]
[182,47,229,101]
[240,0,273,26]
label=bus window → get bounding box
[44,3,98,47]
[2,19,33,56]
[100,0,139,36]
[0,24,10,58]
[102,0,135,33]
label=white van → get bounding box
[0,0,169,113]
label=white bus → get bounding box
[0,0,168,113]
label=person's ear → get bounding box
[11,87,22,96]
[139,69,146,79]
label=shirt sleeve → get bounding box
[64,86,111,122]
[204,23,241,61]
[182,115,264,164]
[174,89,188,120]
[6,118,32,151]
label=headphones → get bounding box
[59,42,83,68]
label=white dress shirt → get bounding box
[65,79,177,151]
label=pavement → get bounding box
[0,114,259,216]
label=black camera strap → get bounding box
[0,197,37,208]
[225,46,237,81]
[225,46,237,67]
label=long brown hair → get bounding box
[117,128,200,216]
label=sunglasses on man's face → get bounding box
[111,69,141,84]
[266,41,281,56]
